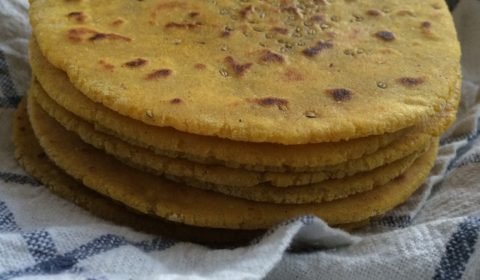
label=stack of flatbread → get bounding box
[14,0,461,245]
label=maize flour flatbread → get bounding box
[29,0,460,144]
[30,40,407,172]
[27,91,438,230]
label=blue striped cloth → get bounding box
[1,1,479,279]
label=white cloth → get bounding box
[0,1,479,279]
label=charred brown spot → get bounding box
[112,18,125,26]
[397,77,425,87]
[421,21,432,28]
[375,31,395,42]
[146,69,172,80]
[194,63,206,70]
[220,30,231,38]
[271,27,289,35]
[239,5,254,18]
[67,11,86,23]
[260,50,284,64]
[302,41,333,57]
[123,58,148,68]
[165,22,202,30]
[90,32,131,42]
[366,9,381,16]
[327,88,353,102]
[68,28,132,43]
[170,98,182,104]
[189,12,200,18]
[67,28,90,42]
[313,0,327,4]
[224,56,253,76]
[250,97,289,110]
[284,69,304,81]
[89,33,107,41]
[257,97,288,107]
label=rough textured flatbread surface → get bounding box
[32,78,428,188]
[29,0,460,144]
[27,91,438,230]
[30,40,408,172]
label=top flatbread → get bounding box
[29,40,409,171]
[29,0,460,144]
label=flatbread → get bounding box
[30,39,408,172]
[27,91,438,230]
[32,78,428,189]
[29,0,460,144]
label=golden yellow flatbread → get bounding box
[30,39,410,172]
[29,0,460,144]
